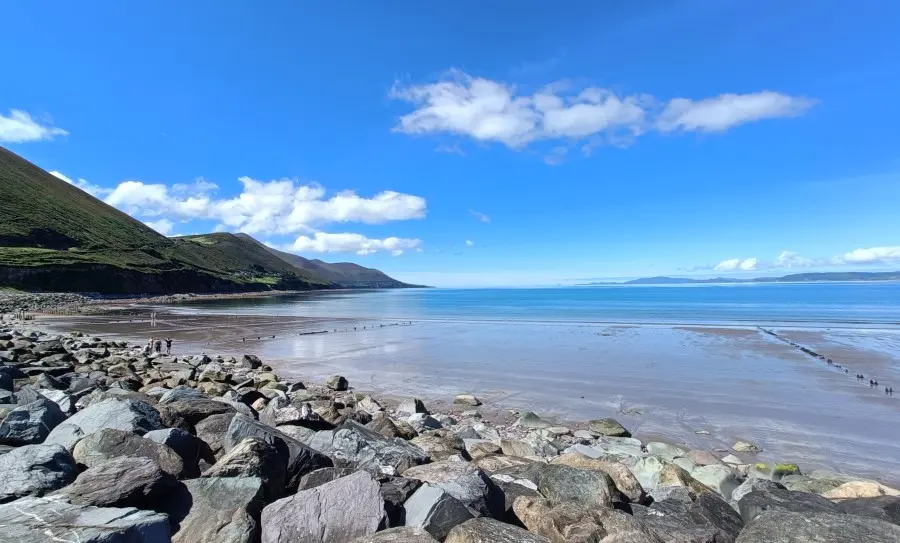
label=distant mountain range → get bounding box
[0,146,420,294]
[583,271,900,286]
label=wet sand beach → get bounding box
[39,304,900,485]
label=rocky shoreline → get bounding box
[2,319,900,542]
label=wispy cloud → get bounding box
[0,109,68,143]
[389,70,814,153]
[435,143,465,155]
[543,146,568,166]
[704,245,900,273]
[469,209,491,223]
[714,257,758,272]
[465,240,475,247]
[290,232,421,256]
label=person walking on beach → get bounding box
[154,338,162,354]
[147,337,154,355]
[165,338,172,355]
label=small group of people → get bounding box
[146,336,173,355]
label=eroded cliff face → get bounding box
[0,264,266,295]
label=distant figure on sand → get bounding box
[147,337,154,354]
[154,339,162,353]
[165,338,172,355]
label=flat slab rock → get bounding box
[165,476,265,543]
[44,397,166,450]
[444,517,551,542]
[73,428,185,478]
[736,511,900,543]
[0,496,170,543]
[61,456,177,509]
[261,470,386,543]
[349,527,438,542]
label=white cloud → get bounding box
[713,258,758,272]
[91,176,426,235]
[291,232,422,256]
[465,240,475,247]
[656,92,816,133]
[469,209,491,223]
[435,143,465,155]
[840,246,900,264]
[543,146,568,166]
[50,171,109,197]
[390,71,813,151]
[774,251,816,268]
[144,219,174,236]
[0,109,68,143]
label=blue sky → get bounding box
[2,1,900,286]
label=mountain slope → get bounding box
[234,233,417,288]
[0,146,327,294]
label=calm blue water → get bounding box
[176,283,900,327]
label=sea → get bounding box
[70,282,900,482]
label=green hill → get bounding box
[0,146,328,294]
[234,233,417,288]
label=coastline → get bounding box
[4,311,900,540]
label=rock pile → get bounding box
[1,323,899,542]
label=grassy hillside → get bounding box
[0,147,327,293]
[235,233,416,288]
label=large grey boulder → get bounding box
[261,471,385,543]
[444,517,550,542]
[44,397,165,450]
[633,492,744,542]
[331,420,429,476]
[158,398,236,432]
[325,375,348,391]
[195,412,234,456]
[380,476,423,527]
[159,386,206,405]
[349,527,438,542]
[0,443,78,501]
[404,483,475,541]
[145,427,214,478]
[536,464,616,509]
[73,428,185,478]
[691,463,743,499]
[402,460,503,517]
[736,511,900,542]
[61,456,177,509]
[738,488,840,524]
[587,418,630,437]
[0,496,170,542]
[165,476,265,543]
[731,478,785,505]
[836,496,900,525]
[203,437,287,502]
[297,467,356,491]
[224,414,331,491]
[0,397,66,445]
[511,495,605,542]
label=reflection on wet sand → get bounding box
[42,308,900,485]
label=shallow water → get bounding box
[50,283,900,483]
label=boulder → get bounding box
[822,481,900,500]
[836,496,900,525]
[471,453,534,472]
[731,478,786,505]
[203,437,287,502]
[587,418,630,437]
[551,452,646,504]
[691,463,743,499]
[36,388,75,414]
[738,488,840,524]
[297,467,356,491]
[349,527,438,543]
[356,395,383,414]
[515,411,551,429]
[736,511,900,542]
[402,460,503,517]
[410,431,466,461]
[0,496,170,542]
[261,471,385,543]
[145,428,215,477]
[687,449,724,467]
[195,412,235,456]
[165,476,265,543]
[453,394,482,406]
[500,439,536,458]
[0,443,79,501]
[489,474,543,523]
[536,464,616,509]
[61,456,177,509]
[404,483,475,541]
[158,398,235,432]
[444,517,551,543]
[380,476,423,527]
[397,398,429,416]
[646,442,688,461]
[732,440,761,453]
[224,414,332,491]
[632,491,744,542]
[331,420,428,476]
[367,416,417,440]
[0,397,66,445]
[43,397,165,450]
[73,428,185,478]
[465,439,501,459]
[512,495,604,542]
[325,375,348,391]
